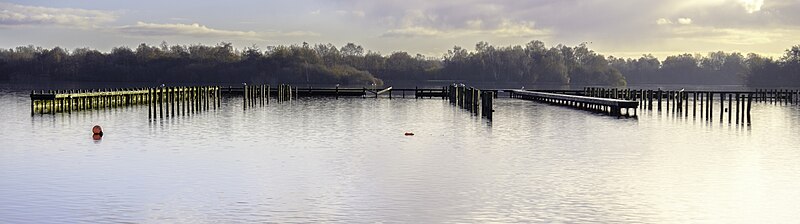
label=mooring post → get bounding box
[728,94,732,124]
[486,91,493,120]
[736,93,742,124]
[657,90,662,111]
[30,91,35,116]
[709,92,713,122]
[747,93,752,125]
[666,91,671,112]
[148,88,152,119]
[719,93,724,123]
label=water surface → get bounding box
[1,87,799,223]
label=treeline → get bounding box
[0,42,383,86]
[0,41,626,87]
[1,41,798,87]
[442,41,626,86]
[610,46,800,87]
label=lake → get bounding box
[2,86,800,223]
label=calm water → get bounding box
[2,87,800,223]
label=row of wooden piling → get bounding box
[30,89,153,115]
[147,86,220,120]
[755,89,799,104]
[448,85,493,119]
[583,87,762,125]
[242,84,296,109]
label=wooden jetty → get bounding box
[28,83,799,127]
[508,89,639,117]
[575,87,798,125]
[30,87,221,119]
[219,86,448,99]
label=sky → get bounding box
[0,0,798,59]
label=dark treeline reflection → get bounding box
[0,41,798,87]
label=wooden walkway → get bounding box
[219,86,448,99]
[28,85,799,126]
[508,89,639,116]
[30,87,220,118]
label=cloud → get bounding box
[383,26,441,37]
[739,0,764,13]
[669,25,787,45]
[0,2,115,28]
[118,22,261,39]
[381,19,549,38]
[375,8,549,38]
[117,22,320,40]
[657,18,692,25]
[335,10,366,18]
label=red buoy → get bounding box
[92,125,103,136]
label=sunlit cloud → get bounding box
[116,22,320,41]
[382,19,549,38]
[657,18,674,25]
[0,2,116,28]
[656,18,692,25]
[739,0,764,13]
[668,25,789,45]
[118,22,261,39]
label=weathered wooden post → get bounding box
[719,92,724,122]
[736,94,740,124]
[728,93,732,124]
[30,91,35,116]
[708,92,713,121]
[747,93,752,125]
[657,90,662,111]
[148,88,152,119]
[692,92,697,117]
[243,84,248,109]
[171,87,176,117]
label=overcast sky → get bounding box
[1,0,797,59]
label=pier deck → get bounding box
[508,89,639,116]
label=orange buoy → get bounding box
[92,125,103,136]
[404,132,414,136]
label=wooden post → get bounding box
[30,91,35,116]
[158,87,164,119]
[708,92,713,122]
[657,90,662,111]
[736,94,740,125]
[719,92,724,123]
[747,93,752,125]
[148,88,152,119]
[728,93,732,124]
[171,87,176,117]
[692,92,697,117]
[684,92,689,117]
